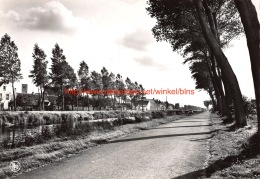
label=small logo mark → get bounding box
[9,161,21,172]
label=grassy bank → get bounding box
[202,113,260,178]
[0,112,185,179]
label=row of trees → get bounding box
[31,43,147,111]
[0,35,147,111]
[147,0,259,132]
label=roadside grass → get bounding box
[0,114,184,179]
[203,113,260,179]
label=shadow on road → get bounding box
[171,169,204,179]
[150,125,212,130]
[110,131,212,143]
[189,136,213,141]
[171,120,207,123]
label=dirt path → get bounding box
[14,112,211,179]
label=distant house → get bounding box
[159,102,166,110]
[16,93,40,110]
[0,84,16,110]
[168,104,175,110]
[44,95,58,110]
[16,93,58,111]
[136,100,149,110]
[136,99,161,111]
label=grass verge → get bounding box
[0,114,184,179]
[201,113,260,179]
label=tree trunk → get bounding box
[39,88,43,110]
[76,94,79,111]
[206,58,219,111]
[209,52,225,114]
[234,0,260,132]
[225,84,234,123]
[61,84,64,111]
[11,79,16,111]
[208,88,217,111]
[42,89,45,111]
[82,95,84,111]
[194,0,247,127]
[113,95,115,110]
[87,95,90,111]
[204,0,230,117]
[221,75,233,123]
[98,95,101,111]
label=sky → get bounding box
[0,0,259,108]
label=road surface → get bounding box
[14,112,211,179]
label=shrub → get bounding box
[98,120,114,130]
[103,112,117,118]
[134,113,143,123]
[43,115,51,124]
[74,122,91,135]
[1,138,10,149]
[93,112,104,120]
[5,114,18,123]
[34,133,45,144]
[166,110,176,116]
[41,126,53,139]
[24,134,36,146]
[122,117,135,124]
[61,113,69,123]
[230,95,254,118]
[27,113,43,125]
[54,124,70,137]
[48,113,62,124]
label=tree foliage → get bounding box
[49,43,76,110]
[29,44,48,110]
[0,33,23,110]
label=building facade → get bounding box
[136,99,166,111]
[0,84,15,110]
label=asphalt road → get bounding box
[14,112,211,179]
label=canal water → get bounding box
[0,120,91,142]
[0,125,57,142]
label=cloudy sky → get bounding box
[0,0,259,108]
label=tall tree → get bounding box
[193,0,246,127]
[29,44,48,111]
[191,58,218,109]
[132,81,142,108]
[91,71,103,110]
[64,64,77,110]
[147,0,247,127]
[139,84,145,111]
[125,77,135,109]
[49,44,71,111]
[101,67,111,108]
[109,72,116,109]
[0,34,23,111]
[204,100,211,110]
[234,0,260,133]
[115,74,126,110]
[78,61,91,110]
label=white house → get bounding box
[136,99,158,111]
[0,84,16,110]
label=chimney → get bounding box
[22,84,28,93]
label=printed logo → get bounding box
[9,161,21,172]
